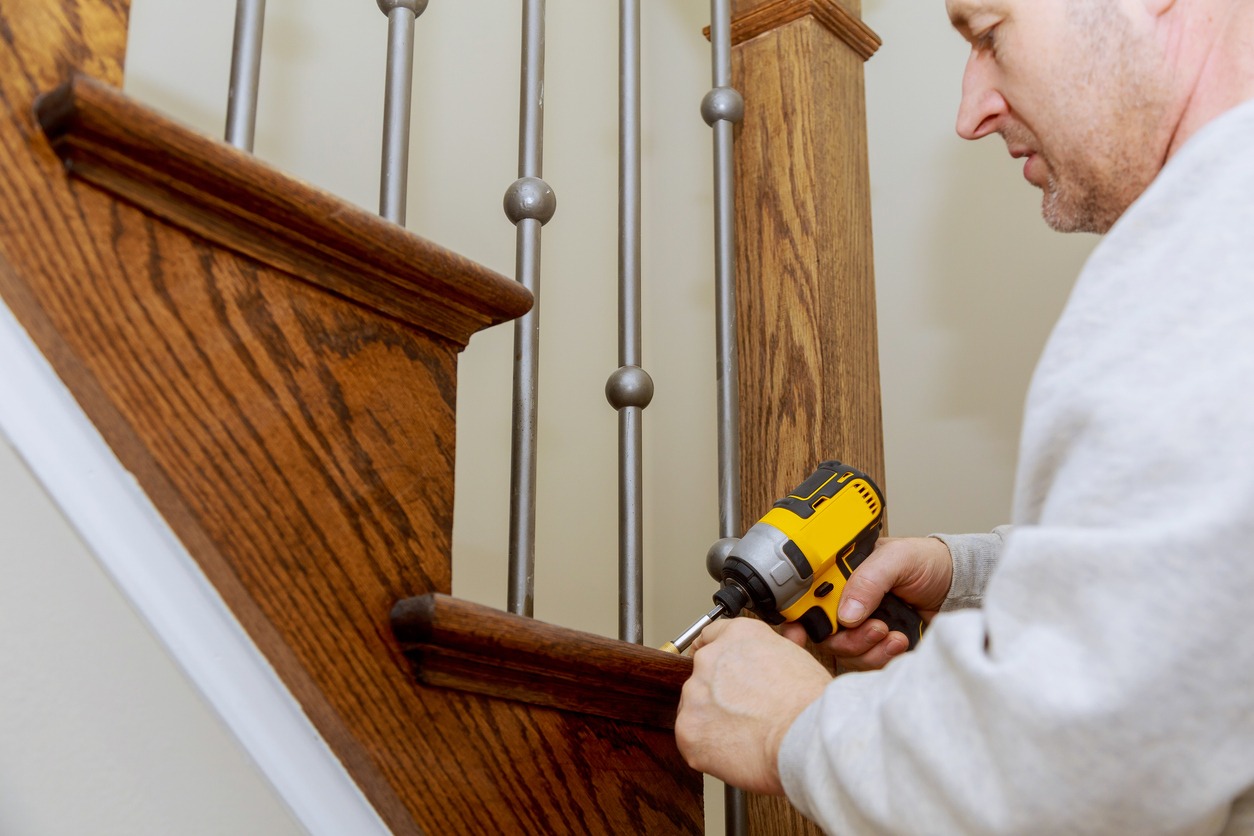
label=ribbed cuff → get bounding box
[931,526,1011,611]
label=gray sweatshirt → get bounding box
[778,96,1254,834]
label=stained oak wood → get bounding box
[709,0,880,59]
[732,0,861,18]
[392,593,693,729]
[0,2,702,833]
[728,7,884,835]
[35,74,531,349]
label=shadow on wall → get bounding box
[924,139,1097,444]
[898,137,1097,533]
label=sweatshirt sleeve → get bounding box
[931,526,1011,612]
[777,507,1254,834]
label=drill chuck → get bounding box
[712,581,749,617]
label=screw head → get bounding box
[605,366,654,410]
[701,86,745,126]
[503,177,557,225]
[377,0,428,17]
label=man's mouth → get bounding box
[1010,148,1042,185]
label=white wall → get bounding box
[0,434,305,836]
[0,1,1097,832]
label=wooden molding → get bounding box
[392,594,693,729]
[705,0,881,60]
[34,75,532,349]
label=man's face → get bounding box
[946,0,1173,233]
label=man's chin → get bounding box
[1041,198,1113,235]
[1041,182,1104,234]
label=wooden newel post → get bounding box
[728,0,883,832]
[731,0,883,538]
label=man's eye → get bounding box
[975,26,999,53]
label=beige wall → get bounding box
[0,1,1097,831]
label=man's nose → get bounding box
[955,52,1008,140]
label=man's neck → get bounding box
[1168,2,1254,158]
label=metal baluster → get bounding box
[604,0,653,646]
[504,0,556,617]
[225,0,266,151]
[377,0,428,224]
[703,0,747,831]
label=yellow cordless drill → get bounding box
[662,460,924,654]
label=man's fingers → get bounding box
[824,619,888,657]
[831,629,910,672]
[689,616,730,653]
[778,622,809,647]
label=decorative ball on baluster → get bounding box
[706,537,740,581]
[604,366,655,411]
[503,177,558,226]
[376,0,429,16]
[700,86,745,126]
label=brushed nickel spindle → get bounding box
[504,0,556,618]
[225,0,266,151]
[605,0,652,646]
[377,0,427,224]
[703,0,747,830]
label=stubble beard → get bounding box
[1032,9,1170,235]
[1037,116,1160,235]
[1040,160,1119,235]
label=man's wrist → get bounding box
[763,674,829,796]
[932,526,1010,611]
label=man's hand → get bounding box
[781,536,953,671]
[674,617,831,794]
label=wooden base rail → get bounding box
[392,593,693,729]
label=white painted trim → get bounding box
[0,299,392,836]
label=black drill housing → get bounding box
[716,558,784,624]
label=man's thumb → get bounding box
[835,550,903,627]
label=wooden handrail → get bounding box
[35,74,532,349]
[392,594,692,729]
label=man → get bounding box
[674,0,1254,832]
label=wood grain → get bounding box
[730,11,884,836]
[0,2,702,833]
[733,0,860,18]
[35,75,531,349]
[392,594,693,729]
[708,0,881,60]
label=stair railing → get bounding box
[220,8,748,832]
[503,0,556,618]
[225,0,266,151]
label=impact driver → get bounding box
[662,460,924,653]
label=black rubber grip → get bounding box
[870,592,925,650]
[799,606,834,644]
